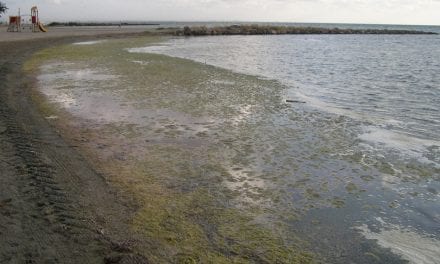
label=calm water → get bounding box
[131,32,440,167]
[127,28,440,263]
[35,25,440,263]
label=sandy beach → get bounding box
[0,25,158,42]
[0,27,155,263]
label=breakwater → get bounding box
[176,25,438,36]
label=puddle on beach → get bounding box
[28,36,439,263]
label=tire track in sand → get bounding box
[0,38,150,263]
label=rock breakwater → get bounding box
[176,25,437,36]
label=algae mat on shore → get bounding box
[24,36,316,263]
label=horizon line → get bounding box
[8,20,438,27]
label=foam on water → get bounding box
[359,127,440,167]
[73,40,106,45]
[356,218,440,264]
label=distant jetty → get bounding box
[176,25,438,36]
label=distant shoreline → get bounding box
[176,24,438,36]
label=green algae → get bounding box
[26,35,317,263]
[30,91,59,117]
[132,186,313,263]
[375,160,396,175]
[97,145,314,263]
[26,33,440,263]
[330,197,346,208]
[388,200,400,209]
[360,175,375,182]
[305,188,321,200]
[345,182,359,194]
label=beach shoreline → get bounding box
[1,25,438,263]
[1,28,319,263]
[0,29,155,263]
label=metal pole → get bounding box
[18,8,21,32]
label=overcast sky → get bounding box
[2,0,440,25]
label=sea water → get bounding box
[129,33,440,166]
[35,24,440,263]
[127,26,440,263]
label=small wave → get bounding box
[292,91,371,120]
[359,126,439,166]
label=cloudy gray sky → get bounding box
[2,0,440,25]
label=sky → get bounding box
[1,0,440,25]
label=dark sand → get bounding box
[0,28,153,263]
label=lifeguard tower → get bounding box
[7,6,47,32]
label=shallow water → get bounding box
[33,34,440,263]
[129,34,440,169]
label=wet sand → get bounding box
[1,27,319,263]
[0,28,154,263]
